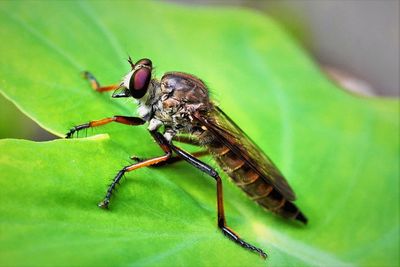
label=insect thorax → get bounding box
[139,72,211,140]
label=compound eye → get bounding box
[129,67,151,99]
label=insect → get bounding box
[66,57,307,259]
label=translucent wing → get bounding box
[194,106,296,201]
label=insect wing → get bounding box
[194,106,296,201]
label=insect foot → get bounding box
[221,227,267,259]
[82,71,93,80]
[98,199,110,209]
[65,128,76,139]
[65,123,90,139]
[130,155,142,162]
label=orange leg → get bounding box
[98,131,171,209]
[131,150,210,167]
[130,135,207,166]
[65,116,145,138]
[82,71,119,92]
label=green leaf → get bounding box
[0,1,398,266]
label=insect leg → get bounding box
[65,116,145,138]
[130,135,206,166]
[98,131,172,209]
[131,150,210,167]
[152,132,267,258]
[82,71,119,92]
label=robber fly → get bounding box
[66,57,307,259]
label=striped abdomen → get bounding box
[207,141,307,224]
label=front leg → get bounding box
[82,71,120,92]
[65,116,145,138]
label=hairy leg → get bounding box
[66,116,145,138]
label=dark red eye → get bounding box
[129,67,151,98]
